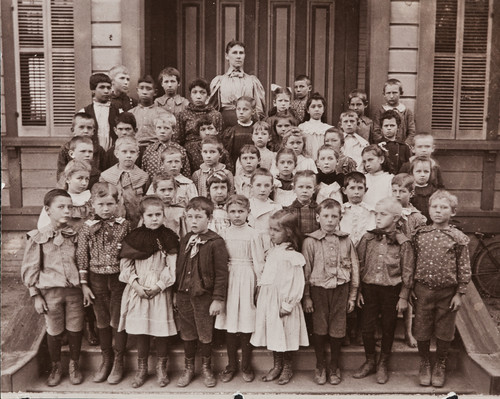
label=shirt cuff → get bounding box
[399,286,410,300]
[79,270,88,285]
[29,286,41,297]
[281,301,294,313]
[156,281,167,291]
[129,274,139,285]
[456,283,468,295]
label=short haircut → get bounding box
[64,159,91,179]
[139,195,164,215]
[89,73,111,90]
[276,147,297,165]
[240,144,261,160]
[343,171,366,188]
[72,112,95,130]
[154,113,176,128]
[226,194,250,211]
[317,144,339,161]
[207,170,230,193]
[305,92,327,123]
[115,112,137,130]
[160,146,183,161]
[429,189,458,211]
[250,167,273,184]
[340,110,359,121]
[237,96,256,109]
[253,121,270,133]
[138,74,156,87]
[201,136,223,154]
[383,78,404,95]
[414,131,434,142]
[44,188,71,207]
[108,65,129,80]
[316,198,342,215]
[186,196,214,218]
[91,182,119,201]
[392,173,415,192]
[225,40,245,53]
[410,156,433,173]
[152,171,178,191]
[69,135,93,151]
[188,78,210,95]
[294,74,311,86]
[376,196,403,216]
[293,169,317,185]
[348,89,368,106]
[196,115,216,131]
[273,116,297,130]
[380,109,401,127]
[158,66,181,84]
[115,136,139,151]
[324,127,345,146]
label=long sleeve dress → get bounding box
[251,243,309,351]
[215,224,265,333]
[118,251,177,337]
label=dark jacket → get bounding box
[175,230,229,301]
[84,103,121,146]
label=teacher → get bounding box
[209,40,266,129]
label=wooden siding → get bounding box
[1,148,10,208]
[494,154,500,209]
[20,149,59,207]
[388,0,419,112]
[357,0,368,91]
[91,0,122,74]
[1,9,8,207]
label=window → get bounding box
[430,0,490,140]
[14,0,76,136]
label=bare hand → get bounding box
[303,297,314,313]
[396,297,408,312]
[34,295,48,314]
[209,300,224,316]
[82,284,95,307]
[145,285,161,299]
[347,299,356,313]
[357,292,364,308]
[133,281,149,299]
[449,293,463,312]
[279,307,291,318]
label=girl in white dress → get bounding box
[118,196,179,388]
[216,195,265,383]
[361,145,394,208]
[273,148,297,207]
[207,171,231,235]
[251,210,309,385]
[298,93,332,161]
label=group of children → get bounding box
[22,62,471,391]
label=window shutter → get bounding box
[15,0,76,135]
[431,0,490,139]
[457,0,489,138]
[50,0,76,128]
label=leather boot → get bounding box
[131,357,148,388]
[69,359,84,385]
[47,361,63,387]
[376,353,390,384]
[278,353,293,385]
[201,356,216,387]
[262,352,283,382]
[93,349,114,383]
[177,357,195,387]
[432,355,447,387]
[156,356,169,387]
[352,353,376,379]
[107,350,125,384]
[83,319,99,346]
[419,357,432,386]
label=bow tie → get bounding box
[369,229,397,244]
[229,69,244,78]
[214,204,225,209]
[53,228,76,246]
[185,234,207,258]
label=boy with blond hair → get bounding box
[109,65,137,111]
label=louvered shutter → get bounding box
[431,0,490,140]
[16,0,76,135]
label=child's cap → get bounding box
[44,188,71,207]
[90,73,111,90]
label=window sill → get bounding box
[435,140,500,151]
